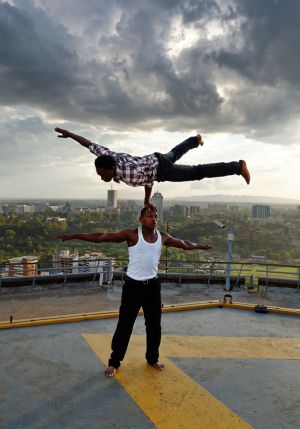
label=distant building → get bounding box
[240,228,258,243]
[78,251,114,284]
[189,206,201,216]
[35,202,48,213]
[95,206,106,213]
[45,217,67,223]
[72,207,96,214]
[7,256,38,277]
[170,205,190,217]
[53,250,79,274]
[208,204,227,214]
[16,205,35,214]
[252,205,272,221]
[119,200,138,213]
[62,201,72,213]
[52,250,114,284]
[229,205,239,213]
[152,192,163,221]
[107,189,118,210]
[2,204,15,214]
[250,255,266,261]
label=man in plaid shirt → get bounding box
[55,128,250,205]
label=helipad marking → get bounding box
[159,335,300,359]
[83,335,300,428]
[85,334,296,428]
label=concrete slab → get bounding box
[1,308,300,429]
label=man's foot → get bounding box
[195,134,204,147]
[149,361,165,371]
[240,160,250,184]
[105,366,117,377]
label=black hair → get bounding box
[94,155,116,170]
[140,204,158,217]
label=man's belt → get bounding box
[126,276,158,285]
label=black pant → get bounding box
[108,276,162,369]
[155,136,241,182]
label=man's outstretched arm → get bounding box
[58,230,130,243]
[55,128,92,149]
[162,233,213,250]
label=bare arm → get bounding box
[162,232,213,251]
[55,128,92,149]
[144,185,153,206]
[57,230,131,243]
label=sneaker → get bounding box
[240,160,250,184]
[195,134,204,147]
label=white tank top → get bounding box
[127,227,162,281]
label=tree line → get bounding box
[0,208,299,264]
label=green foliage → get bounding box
[0,207,299,264]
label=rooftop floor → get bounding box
[1,280,300,321]
[1,301,300,429]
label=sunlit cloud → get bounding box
[0,0,300,201]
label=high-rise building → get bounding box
[151,192,163,221]
[107,189,118,209]
[252,205,272,221]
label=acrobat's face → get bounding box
[96,167,115,182]
[140,208,158,230]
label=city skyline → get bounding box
[1,192,300,206]
[1,1,300,201]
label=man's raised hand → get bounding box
[55,127,71,138]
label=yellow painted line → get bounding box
[162,300,221,312]
[1,299,300,330]
[83,334,252,429]
[159,336,300,359]
[0,301,221,329]
[222,302,300,316]
[0,310,121,329]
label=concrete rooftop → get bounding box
[1,303,300,429]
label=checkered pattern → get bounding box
[90,143,158,187]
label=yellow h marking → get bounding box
[87,334,300,428]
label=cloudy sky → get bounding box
[1,0,300,202]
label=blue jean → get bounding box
[155,136,242,182]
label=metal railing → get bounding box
[0,258,299,291]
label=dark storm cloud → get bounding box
[0,2,79,102]
[212,0,300,87]
[0,0,300,139]
[0,0,222,127]
[179,0,221,23]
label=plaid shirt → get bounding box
[89,143,158,187]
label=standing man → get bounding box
[55,127,250,205]
[58,204,212,377]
